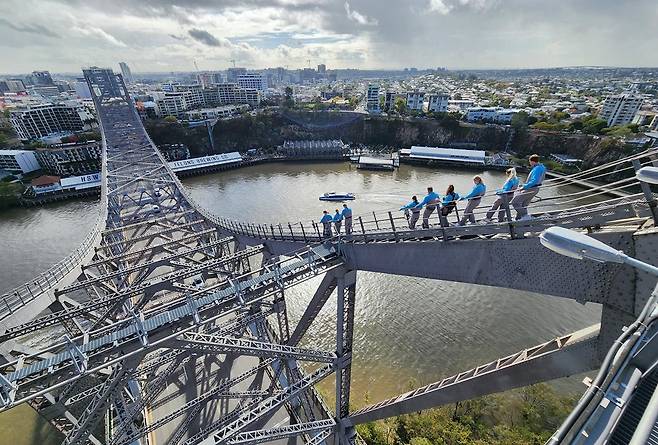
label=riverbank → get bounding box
[12,154,509,208]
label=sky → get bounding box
[1,0,657,74]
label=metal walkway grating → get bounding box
[608,368,658,445]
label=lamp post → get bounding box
[635,165,658,223]
[539,226,658,276]
[636,166,658,184]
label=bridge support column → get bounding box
[335,269,357,445]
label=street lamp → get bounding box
[539,226,658,276]
[636,166,658,184]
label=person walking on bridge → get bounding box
[511,154,546,221]
[483,168,519,223]
[420,187,441,229]
[400,195,421,229]
[320,210,333,238]
[458,176,486,225]
[333,209,343,234]
[440,185,460,226]
[342,203,353,235]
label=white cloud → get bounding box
[71,25,127,48]
[344,2,378,26]
[0,0,657,73]
[428,0,452,14]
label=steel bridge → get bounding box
[0,69,657,445]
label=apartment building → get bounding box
[34,141,102,176]
[10,103,87,140]
[599,93,643,126]
[426,93,450,112]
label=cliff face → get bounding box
[205,111,511,152]
[144,111,635,169]
[512,129,633,169]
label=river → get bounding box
[0,161,600,441]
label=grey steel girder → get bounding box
[207,363,335,444]
[227,419,336,445]
[0,273,286,410]
[111,358,278,445]
[288,269,340,346]
[346,324,601,426]
[170,333,336,363]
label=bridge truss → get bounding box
[0,69,657,445]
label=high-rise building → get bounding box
[426,93,450,113]
[317,64,327,74]
[82,67,124,100]
[406,92,425,111]
[227,67,247,83]
[73,78,92,99]
[197,71,224,87]
[3,79,26,92]
[237,73,267,92]
[217,83,260,106]
[366,84,380,113]
[10,103,87,140]
[152,91,200,118]
[31,71,54,86]
[119,62,134,85]
[599,93,643,127]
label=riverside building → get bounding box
[10,103,88,140]
[599,93,643,127]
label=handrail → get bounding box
[213,192,650,246]
[209,147,656,244]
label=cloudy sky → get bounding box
[1,0,657,74]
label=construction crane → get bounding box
[229,59,236,68]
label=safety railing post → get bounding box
[501,193,516,239]
[278,224,284,239]
[270,225,276,240]
[288,223,294,240]
[300,222,307,243]
[633,159,658,224]
[372,211,380,230]
[388,211,398,242]
[359,216,367,243]
[312,221,322,241]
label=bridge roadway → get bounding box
[1,68,658,445]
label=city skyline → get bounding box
[1,0,658,74]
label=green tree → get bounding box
[511,111,530,129]
[284,86,294,108]
[551,111,570,122]
[582,118,608,134]
[394,97,407,115]
[163,115,178,123]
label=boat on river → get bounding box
[319,192,356,201]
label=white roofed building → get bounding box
[403,146,486,165]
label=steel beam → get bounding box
[172,333,336,363]
[346,324,601,426]
[228,419,336,445]
[288,270,339,346]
